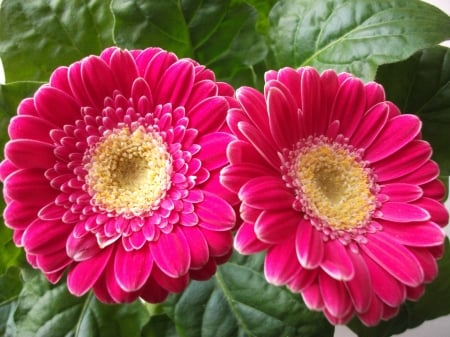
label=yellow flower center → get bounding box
[295,144,375,230]
[85,126,171,216]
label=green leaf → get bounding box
[141,314,179,337]
[0,0,114,82]
[11,275,149,337]
[349,238,450,337]
[0,267,22,304]
[164,253,333,337]
[376,46,450,176]
[111,0,267,88]
[268,0,450,81]
[112,0,192,56]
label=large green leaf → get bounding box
[7,275,149,337]
[112,0,268,88]
[0,0,114,82]
[164,253,333,337]
[268,0,450,81]
[349,238,450,337]
[376,46,450,176]
[112,0,191,56]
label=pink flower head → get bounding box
[0,47,239,303]
[221,66,449,325]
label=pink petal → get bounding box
[377,202,430,222]
[393,160,439,185]
[104,260,140,303]
[409,247,438,282]
[17,97,39,116]
[189,96,228,134]
[239,176,294,210]
[350,103,389,149]
[150,227,191,278]
[67,246,112,296]
[0,159,16,181]
[156,60,194,107]
[320,239,354,281]
[140,276,169,303]
[236,86,271,136]
[131,77,153,110]
[362,252,406,307]
[266,85,299,148]
[237,121,280,170]
[361,232,424,287]
[357,294,383,326]
[189,257,217,281]
[422,179,446,201]
[364,82,385,110]
[200,228,232,257]
[365,114,421,163]
[220,163,274,193]
[81,55,117,109]
[8,115,54,142]
[295,219,324,269]
[320,70,339,118]
[141,49,173,79]
[277,67,302,107]
[381,220,444,247]
[381,303,400,321]
[234,222,270,254]
[264,238,299,286]
[49,66,72,96]
[407,284,425,300]
[330,76,366,138]
[4,168,56,205]
[23,218,71,255]
[197,132,235,171]
[196,191,235,231]
[287,267,317,292]
[379,183,423,202]
[345,251,372,313]
[66,231,101,261]
[226,139,267,167]
[412,197,449,227]
[36,249,71,273]
[6,139,54,169]
[185,80,218,111]
[108,49,138,96]
[300,67,326,135]
[372,140,431,181]
[302,283,324,310]
[181,226,210,269]
[3,201,39,230]
[37,202,66,221]
[152,266,189,293]
[255,209,299,244]
[114,243,153,292]
[34,86,81,126]
[319,272,353,319]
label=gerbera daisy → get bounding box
[0,47,238,303]
[221,66,449,325]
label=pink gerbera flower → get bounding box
[0,47,238,303]
[221,66,449,325]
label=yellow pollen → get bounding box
[85,126,171,216]
[296,144,375,230]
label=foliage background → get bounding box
[0,0,449,336]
